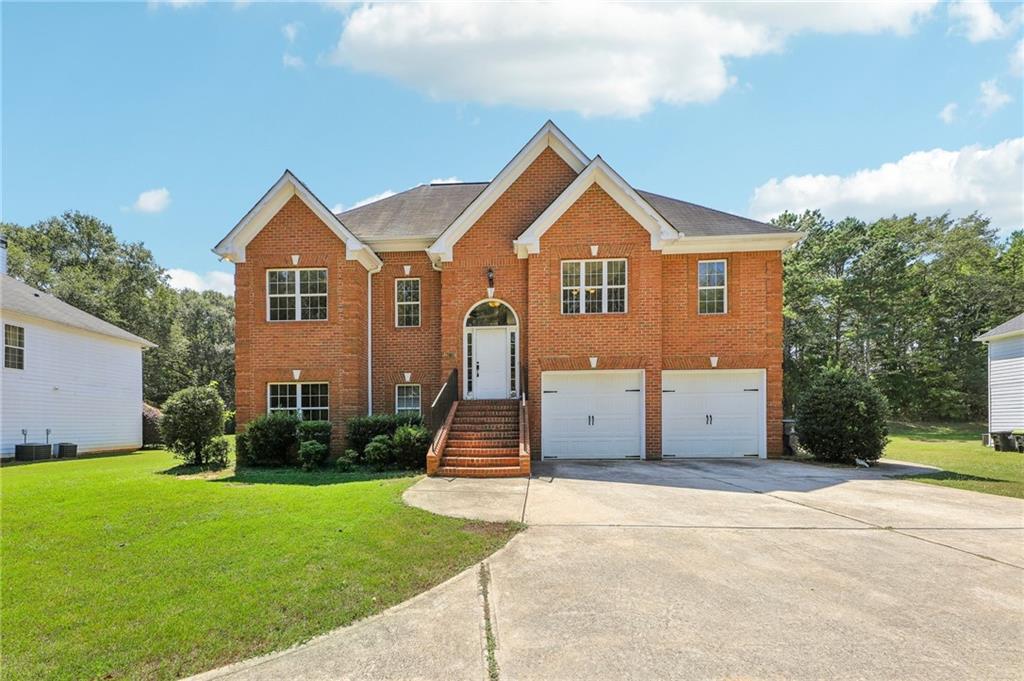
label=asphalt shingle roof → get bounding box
[335,182,788,242]
[976,312,1024,341]
[0,274,156,347]
[337,183,488,241]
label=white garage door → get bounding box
[662,370,764,458]
[541,371,644,459]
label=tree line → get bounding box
[3,209,1021,422]
[2,212,234,408]
[778,211,1023,421]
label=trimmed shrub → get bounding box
[223,410,236,435]
[160,385,226,466]
[239,412,300,467]
[795,365,890,464]
[235,431,251,464]
[335,449,360,472]
[363,434,396,471]
[296,420,332,447]
[347,413,422,457]
[201,437,231,469]
[298,440,329,471]
[392,424,432,470]
[142,403,163,446]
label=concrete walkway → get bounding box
[192,459,1024,680]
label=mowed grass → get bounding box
[0,448,520,680]
[886,422,1024,498]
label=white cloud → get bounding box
[333,190,398,213]
[938,102,958,124]
[282,21,302,43]
[948,0,1010,42]
[749,137,1024,233]
[429,176,461,184]
[1011,39,1024,75]
[282,53,305,69]
[166,269,234,295]
[148,0,205,8]
[132,188,171,213]
[330,2,935,117]
[978,78,1011,114]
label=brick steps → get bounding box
[434,398,528,478]
[435,466,524,478]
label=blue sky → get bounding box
[3,1,1022,294]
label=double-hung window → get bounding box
[4,324,24,370]
[697,260,727,315]
[268,383,329,421]
[395,384,421,416]
[395,278,420,327]
[267,268,328,321]
[561,259,627,314]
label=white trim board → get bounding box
[213,170,383,273]
[428,121,589,265]
[514,156,680,258]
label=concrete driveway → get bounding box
[193,459,1024,680]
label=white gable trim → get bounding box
[427,121,590,265]
[513,157,680,258]
[660,232,806,254]
[213,170,383,272]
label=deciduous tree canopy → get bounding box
[779,210,1023,420]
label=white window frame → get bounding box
[394,278,421,328]
[4,324,24,370]
[266,382,330,421]
[697,259,728,315]
[395,384,422,416]
[560,258,628,315]
[266,268,328,322]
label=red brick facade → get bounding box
[232,145,786,459]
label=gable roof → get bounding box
[976,312,1024,342]
[0,274,156,347]
[514,156,680,257]
[427,121,589,264]
[213,170,382,272]
[337,182,487,244]
[637,191,793,237]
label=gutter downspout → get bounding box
[367,269,373,415]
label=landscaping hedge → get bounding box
[346,413,422,456]
[795,364,889,465]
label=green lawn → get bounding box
[886,422,1024,498]
[0,448,520,680]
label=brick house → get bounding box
[214,122,803,477]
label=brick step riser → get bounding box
[443,448,519,457]
[451,424,519,431]
[456,412,519,419]
[441,457,521,467]
[452,416,519,424]
[435,466,526,478]
[444,437,519,447]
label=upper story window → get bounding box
[395,384,421,416]
[268,382,329,421]
[698,260,727,315]
[395,278,421,328]
[267,268,328,321]
[561,259,627,315]
[4,324,24,369]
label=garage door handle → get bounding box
[625,389,641,392]
[662,389,676,393]
[543,390,558,394]
[709,414,713,425]
[743,388,759,392]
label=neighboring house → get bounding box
[215,122,803,476]
[975,312,1024,443]
[0,257,156,458]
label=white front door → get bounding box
[472,328,508,399]
[541,371,644,459]
[662,370,765,458]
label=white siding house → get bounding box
[1,272,155,458]
[975,312,1024,435]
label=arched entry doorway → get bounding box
[463,299,519,400]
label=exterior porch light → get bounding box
[486,268,495,300]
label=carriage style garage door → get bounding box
[541,370,644,459]
[662,370,766,458]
